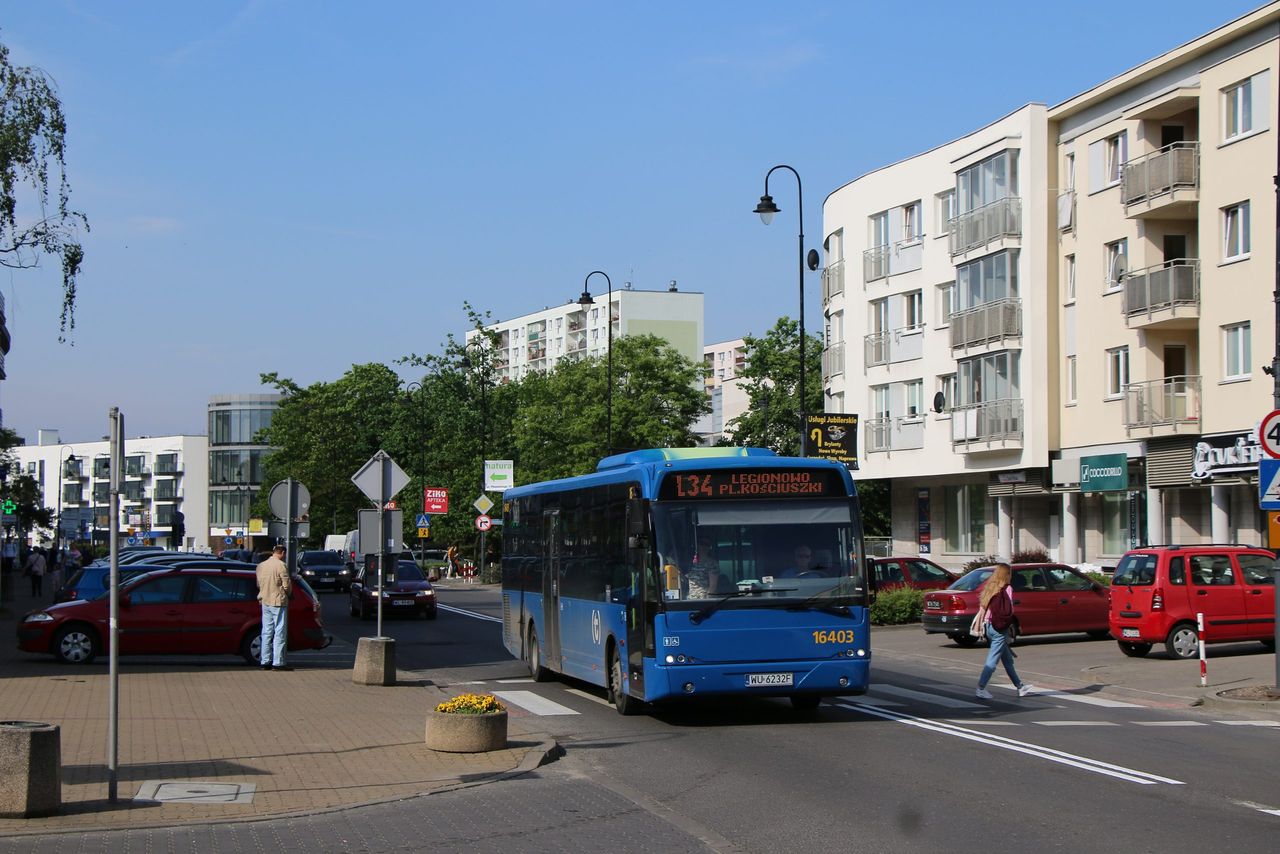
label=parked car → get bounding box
[220,548,255,562]
[348,559,437,620]
[297,549,351,591]
[869,557,957,591]
[922,562,1110,646]
[53,565,152,603]
[19,567,328,665]
[1109,545,1277,659]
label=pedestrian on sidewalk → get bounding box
[256,544,292,671]
[975,563,1035,700]
[24,547,47,597]
[446,544,459,579]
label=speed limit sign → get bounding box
[475,514,492,532]
[1260,410,1280,459]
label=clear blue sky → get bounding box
[1,0,1262,443]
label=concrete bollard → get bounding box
[352,637,396,686]
[0,721,61,818]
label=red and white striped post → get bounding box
[1197,612,1207,687]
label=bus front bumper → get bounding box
[648,658,870,701]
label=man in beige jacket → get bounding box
[256,545,292,671]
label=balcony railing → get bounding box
[1122,142,1199,207]
[865,417,892,452]
[951,398,1023,448]
[1124,375,1200,433]
[822,259,846,304]
[949,298,1021,350]
[822,342,845,380]
[864,331,889,367]
[1123,260,1199,324]
[863,245,889,283]
[949,196,1021,256]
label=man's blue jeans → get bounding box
[260,604,288,666]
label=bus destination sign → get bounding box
[658,468,846,501]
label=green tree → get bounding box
[725,317,822,456]
[855,479,891,538]
[0,39,88,338]
[0,427,53,535]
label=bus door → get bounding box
[625,500,650,696]
[542,509,562,672]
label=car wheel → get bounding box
[1164,623,1199,659]
[527,625,552,682]
[609,648,642,715]
[1087,629,1112,640]
[54,624,99,665]
[790,695,822,712]
[240,629,262,665]
[1118,640,1152,658]
[950,633,980,648]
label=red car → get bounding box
[17,567,329,665]
[922,562,1110,646]
[869,557,957,591]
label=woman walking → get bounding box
[975,563,1036,700]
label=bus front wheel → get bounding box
[609,649,643,716]
[527,625,552,682]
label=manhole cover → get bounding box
[134,781,256,804]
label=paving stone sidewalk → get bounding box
[0,580,554,837]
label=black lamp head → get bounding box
[577,288,595,307]
[754,194,779,225]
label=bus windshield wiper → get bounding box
[689,583,796,624]
[789,577,862,612]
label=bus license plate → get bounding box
[746,673,793,688]
[1121,627,1139,638]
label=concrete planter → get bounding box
[0,721,60,818]
[425,710,508,753]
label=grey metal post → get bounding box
[107,408,122,802]
[378,453,391,638]
[284,477,294,658]
[1273,76,1280,694]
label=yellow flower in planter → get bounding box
[435,693,506,715]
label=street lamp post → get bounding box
[461,345,491,575]
[54,446,77,557]
[754,165,811,457]
[577,270,613,456]
[404,380,429,559]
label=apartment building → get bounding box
[823,106,1052,569]
[13,430,209,550]
[697,338,750,444]
[207,393,280,547]
[1049,3,1278,560]
[469,284,704,383]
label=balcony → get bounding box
[863,245,889,283]
[125,466,151,479]
[865,331,889,367]
[1122,142,1199,219]
[864,326,924,368]
[866,417,925,454]
[1124,375,1200,435]
[822,342,845,381]
[1123,260,1199,328]
[949,197,1020,257]
[865,418,892,453]
[949,298,1021,351]
[862,240,922,284]
[822,259,846,304]
[951,399,1023,451]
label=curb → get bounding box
[0,737,564,839]
[1195,692,1280,718]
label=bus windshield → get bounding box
[651,498,864,609]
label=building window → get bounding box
[1065,254,1076,302]
[901,201,921,242]
[956,150,1017,213]
[937,374,956,414]
[904,291,923,330]
[869,211,889,248]
[936,190,955,235]
[1223,202,1251,260]
[956,250,1017,309]
[944,484,987,554]
[1224,78,1254,139]
[1223,322,1251,380]
[1066,355,1077,404]
[1064,152,1075,190]
[1106,346,1129,398]
[956,351,1019,405]
[1104,239,1127,292]
[1104,132,1126,186]
[1101,493,1129,555]
[870,298,888,334]
[871,385,890,421]
[904,380,924,419]
[936,282,955,326]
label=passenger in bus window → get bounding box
[685,532,726,598]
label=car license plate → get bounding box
[392,600,416,607]
[745,673,793,687]
[1121,627,1139,638]
[925,600,940,609]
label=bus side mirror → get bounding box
[626,498,648,538]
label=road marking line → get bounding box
[833,700,1183,785]
[437,603,503,623]
[849,695,906,708]
[493,690,581,716]
[496,678,535,684]
[1033,721,1119,727]
[944,719,1018,726]
[563,687,612,706]
[1233,800,1280,817]
[873,684,983,709]
[1215,720,1280,727]
[992,685,1142,708]
[1132,721,1206,727]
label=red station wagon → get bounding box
[922,562,1111,646]
[17,567,329,665]
[1109,545,1277,658]
[869,557,958,591]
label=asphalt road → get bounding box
[9,584,1276,853]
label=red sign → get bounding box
[475,514,492,532]
[424,488,449,514]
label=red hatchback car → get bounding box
[922,562,1111,646]
[869,557,957,591]
[18,567,329,665]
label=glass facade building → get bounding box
[207,394,281,532]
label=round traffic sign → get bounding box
[1260,410,1280,459]
[475,514,492,532]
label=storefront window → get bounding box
[1101,493,1128,555]
[944,485,986,553]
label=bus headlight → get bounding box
[665,655,675,664]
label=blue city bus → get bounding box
[501,447,870,714]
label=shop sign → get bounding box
[997,471,1026,484]
[1191,429,1264,480]
[1080,453,1128,492]
[917,489,931,555]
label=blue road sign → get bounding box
[126,536,138,545]
[1260,459,1280,510]
[224,536,235,544]
[415,512,431,528]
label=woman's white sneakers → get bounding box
[975,687,994,699]
[1018,683,1037,697]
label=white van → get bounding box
[323,534,346,553]
[341,529,360,570]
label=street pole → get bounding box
[755,166,807,456]
[1272,76,1280,693]
[107,408,122,802]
